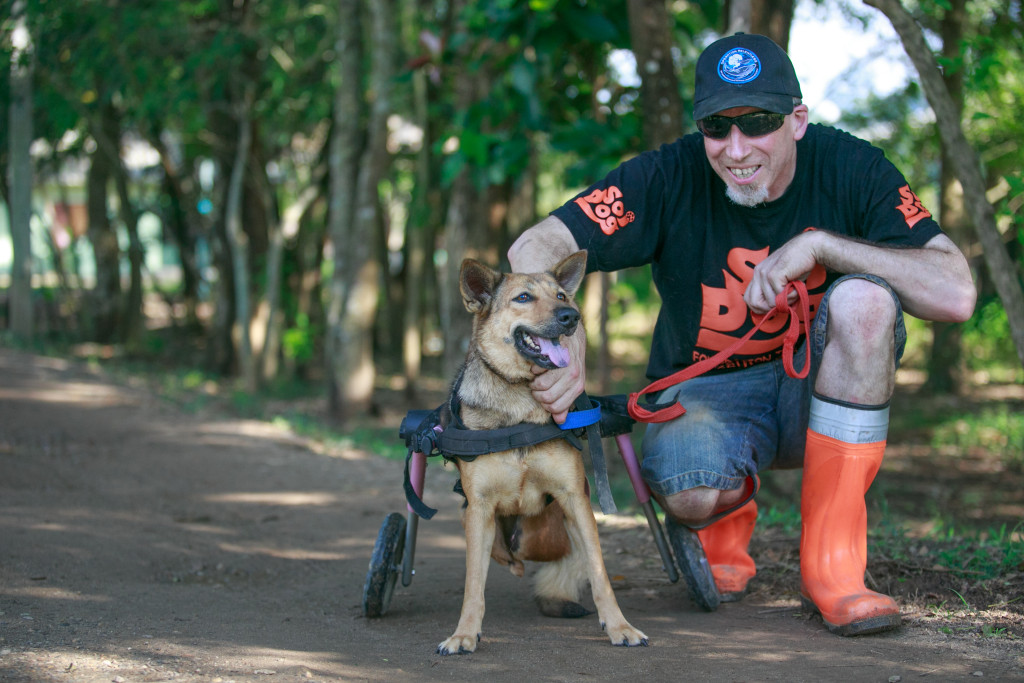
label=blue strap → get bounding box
[559,400,601,430]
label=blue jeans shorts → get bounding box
[639,274,907,497]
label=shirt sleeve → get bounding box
[550,143,685,273]
[845,136,943,248]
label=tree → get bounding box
[6,0,33,341]
[865,0,1024,369]
[627,0,684,149]
[325,0,396,421]
[925,0,969,394]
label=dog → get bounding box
[436,250,648,655]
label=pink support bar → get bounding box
[616,433,651,505]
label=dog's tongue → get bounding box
[536,337,570,368]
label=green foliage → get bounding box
[439,0,648,189]
[931,405,1024,468]
[961,296,1021,375]
[283,313,317,364]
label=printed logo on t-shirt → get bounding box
[694,246,826,369]
[895,185,932,228]
[574,186,636,235]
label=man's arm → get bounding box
[744,230,976,322]
[508,216,588,423]
[507,216,581,272]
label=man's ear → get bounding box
[791,103,809,141]
[459,259,502,313]
[551,250,588,298]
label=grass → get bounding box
[931,404,1024,468]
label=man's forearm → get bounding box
[812,231,976,322]
[508,216,581,273]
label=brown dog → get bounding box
[437,250,648,655]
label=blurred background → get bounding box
[0,0,1021,424]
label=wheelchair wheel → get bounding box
[664,516,720,612]
[362,512,407,618]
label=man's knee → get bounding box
[659,487,721,525]
[823,278,898,351]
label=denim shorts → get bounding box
[639,274,906,497]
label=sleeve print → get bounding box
[895,185,933,229]
[573,186,637,235]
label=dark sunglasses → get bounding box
[696,111,786,140]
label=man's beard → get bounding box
[726,182,770,207]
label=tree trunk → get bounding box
[98,125,145,352]
[439,0,488,378]
[925,0,969,394]
[225,95,257,393]
[865,0,1024,369]
[326,0,393,422]
[86,108,122,344]
[627,0,684,148]
[7,0,33,341]
[751,0,794,49]
[724,0,794,48]
[263,172,324,381]
[150,135,203,328]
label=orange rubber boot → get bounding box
[800,430,901,636]
[697,499,757,601]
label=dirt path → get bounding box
[1,347,1022,682]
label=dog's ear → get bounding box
[551,250,587,298]
[460,258,502,313]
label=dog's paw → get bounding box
[603,622,649,648]
[436,633,480,655]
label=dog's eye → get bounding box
[514,293,532,303]
[556,292,566,301]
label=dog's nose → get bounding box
[555,307,580,328]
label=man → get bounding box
[507,33,976,636]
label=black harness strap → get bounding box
[437,421,582,459]
[577,393,616,514]
[401,388,617,519]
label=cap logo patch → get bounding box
[718,47,760,84]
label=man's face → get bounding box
[702,104,809,207]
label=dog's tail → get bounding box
[533,525,592,618]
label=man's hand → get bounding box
[529,328,586,424]
[744,231,819,314]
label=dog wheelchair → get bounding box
[361,392,724,618]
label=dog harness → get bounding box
[401,382,644,520]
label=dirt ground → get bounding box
[1,345,1022,682]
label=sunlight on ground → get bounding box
[4,586,111,603]
[216,542,346,561]
[0,382,128,406]
[203,491,340,507]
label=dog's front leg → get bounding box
[437,499,494,655]
[560,493,649,647]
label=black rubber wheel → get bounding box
[362,512,407,618]
[664,516,720,612]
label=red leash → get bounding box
[627,281,812,424]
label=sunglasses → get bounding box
[696,111,786,140]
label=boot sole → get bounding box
[665,518,720,612]
[800,595,902,636]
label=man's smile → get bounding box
[730,165,761,181]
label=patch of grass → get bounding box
[757,503,801,534]
[275,412,407,460]
[932,522,1024,579]
[932,405,1024,466]
[869,511,1024,582]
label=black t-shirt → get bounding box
[551,123,943,381]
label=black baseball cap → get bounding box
[693,33,802,121]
